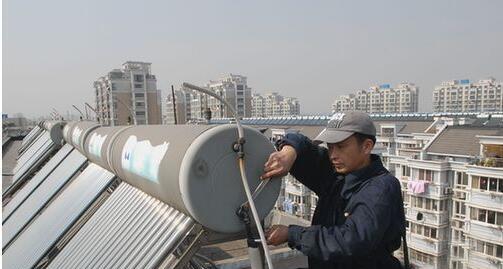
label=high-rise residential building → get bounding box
[164,88,189,124]
[205,74,252,119]
[251,92,301,117]
[433,77,503,113]
[164,74,252,123]
[332,83,419,114]
[94,61,162,126]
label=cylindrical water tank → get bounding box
[79,124,281,233]
[41,120,67,145]
[63,121,101,152]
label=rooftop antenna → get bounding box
[85,103,97,117]
[52,108,62,120]
[84,104,89,120]
[72,105,84,120]
[171,85,178,125]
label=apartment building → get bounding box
[164,88,189,124]
[332,83,419,114]
[251,92,300,118]
[384,118,503,269]
[433,78,503,113]
[94,61,162,126]
[204,74,252,119]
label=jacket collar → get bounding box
[341,154,386,199]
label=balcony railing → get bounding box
[466,220,503,243]
[406,207,449,226]
[406,233,447,255]
[468,190,503,209]
[474,157,503,168]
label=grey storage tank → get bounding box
[41,120,67,146]
[74,123,280,234]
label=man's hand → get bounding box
[260,145,297,180]
[266,225,289,246]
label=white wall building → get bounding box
[433,78,503,113]
[332,83,419,114]
[251,92,300,118]
[205,74,252,119]
[94,61,162,126]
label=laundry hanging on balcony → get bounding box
[407,180,428,194]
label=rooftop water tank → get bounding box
[41,120,67,145]
[74,124,281,233]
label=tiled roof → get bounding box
[427,126,503,157]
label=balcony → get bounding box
[468,190,503,210]
[407,233,447,255]
[467,250,502,269]
[406,207,449,226]
[466,221,503,243]
[397,148,420,158]
[407,182,449,198]
[475,157,503,168]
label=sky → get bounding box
[3,0,503,118]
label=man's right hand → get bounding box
[260,145,297,180]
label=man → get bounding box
[262,111,407,269]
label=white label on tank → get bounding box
[72,127,82,145]
[88,133,107,158]
[121,135,169,183]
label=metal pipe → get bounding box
[72,105,84,120]
[182,82,273,269]
[171,85,178,125]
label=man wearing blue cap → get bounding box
[262,111,408,269]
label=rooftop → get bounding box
[427,126,503,157]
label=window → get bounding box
[478,209,487,222]
[431,228,437,239]
[425,199,431,210]
[134,93,144,98]
[471,207,503,225]
[418,169,433,182]
[456,172,468,186]
[409,249,434,265]
[488,210,496,224]
[134,74,144,82]
[134,83,143,89]
[472,176,503,192]
[402,166,411,177]
[471,239,503,259]
[410,223,438,239]
[489,178,498,191]
[136,111,145,116]
[480,177,488,190]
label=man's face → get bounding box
[327,135,372,174]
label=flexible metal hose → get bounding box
[182,83,274,269]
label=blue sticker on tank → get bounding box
[121,135,169,183]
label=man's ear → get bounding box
[363,139,374,154]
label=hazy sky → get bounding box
[3,0,503,118]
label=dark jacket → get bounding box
[277,133,406,269]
